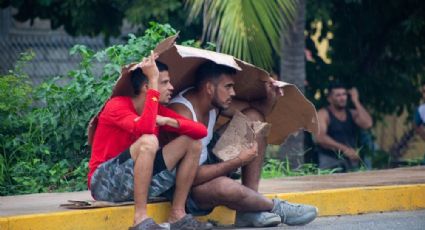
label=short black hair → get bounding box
[194,61,237,89]
[156,61,168,72]
[327,82,346,95]
[130,61,168,95]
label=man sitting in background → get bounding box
[316,83,373,172]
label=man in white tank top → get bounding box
[167,61,318,228]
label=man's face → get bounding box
[328,88,347,109]
[211,74,236,110]
[158,71,174,104]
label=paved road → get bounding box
[216,210,425,230]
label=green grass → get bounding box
[261,158,338,179]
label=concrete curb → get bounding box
[1,184,425,230]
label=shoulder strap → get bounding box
[169,88,198,122]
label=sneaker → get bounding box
[271,198,318,226]
[234,211,281,227]
[170,214,213,230]
[129,218,170,230]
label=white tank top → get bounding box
[170,88,217,165]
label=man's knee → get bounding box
[190,139,202,154]
[212,178,246,201]
[178,136,202,156]
[242,108,265,122]
[130,134,159,159]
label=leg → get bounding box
[161,135,202,221]
[161,135,213,229]
[191,177,281,227]
[129,134,159,226]
[241,108,267,191]
[192,177,317,226]
[191,176,274,212]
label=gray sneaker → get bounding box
[271,198,318,226]
[234,211,281,227]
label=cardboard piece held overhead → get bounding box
[88,35,319,146]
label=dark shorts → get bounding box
[90,148,176,202]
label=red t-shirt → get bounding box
[88,89,207,186]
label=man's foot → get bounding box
[234,211,281,227]
[129,218,170,230]
[170,214,213,230]
[271,198,318,226]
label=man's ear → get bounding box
[139,82,149,94]
[326,95,332,104]
[206,81,215,96]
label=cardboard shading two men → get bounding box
[86,35,319,230]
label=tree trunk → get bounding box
[279,0,306,168]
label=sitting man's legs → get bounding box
[91,134,212,230]
[188,108,318,227]
[160,135,212,229]
[191,176,281,228]
[130,134,160,226]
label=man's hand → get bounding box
[237,142,258,166]
[343,146,360,162]
[137,51,159,87]
[265,78,284,102]
[269,78,285,97]
[156,115,169,126]
[156,115,179,128]
[348,87,359,103]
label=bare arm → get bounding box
[168,102,258,185]
[221,78,281,118]
[315,109,360,161]
[349,88,373,129]
[167,103,243,185]
[193,143,258,186]
[193,158,243,186]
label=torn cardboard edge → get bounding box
[212,111,271,161]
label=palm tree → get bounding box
[186,0,307,166]
[279,0,307,167]
[185,0,296,71]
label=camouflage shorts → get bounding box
[90,149,176,202]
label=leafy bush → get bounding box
[0,22,180,195]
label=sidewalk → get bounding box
[1,166,425,229]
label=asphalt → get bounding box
[219,209,425,230]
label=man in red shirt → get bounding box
[88,53,212,230]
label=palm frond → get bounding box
[185,0,296,70]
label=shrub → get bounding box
[0,22,180,195]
